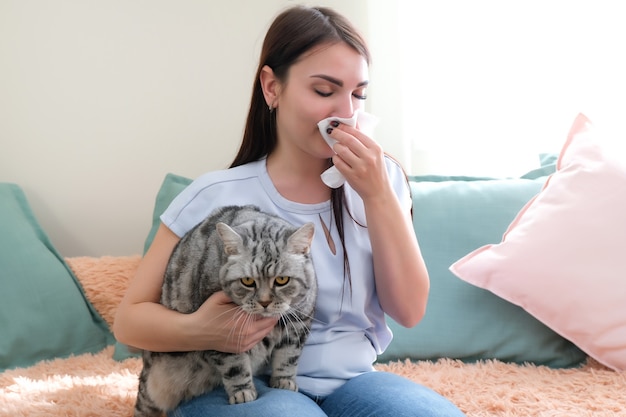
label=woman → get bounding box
[114,5,465,416]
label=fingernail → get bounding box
[326,127,333,134]
[330,121,340,127]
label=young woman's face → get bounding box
[275,42,369,161]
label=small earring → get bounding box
[268,103,275,113]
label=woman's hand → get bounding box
[191,291,279,353]
[328,123,391,201]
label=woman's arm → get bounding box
[361,192,429,328]
[330,125,429,328]
[113,223,278,353]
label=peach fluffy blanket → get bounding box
[1,256,624,417]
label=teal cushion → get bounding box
[0,183,114,371]
[112,341,141,361]
[143,173,193,254]
[115,173,193,360]
[378,166,587,367]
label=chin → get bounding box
[316,145,335,160]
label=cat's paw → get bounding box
[229,388,258,405]
[270,376,298,392]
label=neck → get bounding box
[266,153,331,204]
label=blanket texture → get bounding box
[1,256,624,417]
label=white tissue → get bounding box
[320,166,347,189]
[317,111,379,188]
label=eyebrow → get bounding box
[310,74,369,88]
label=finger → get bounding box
[330,131,367,162]
[332,132,375,168]
[332,153,351,172]
[331,144,358,172]
[211,290,234,305]
[237,316,278,352]
[251,315,279,331]
[339,124,378,149]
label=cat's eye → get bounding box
[241,277,256,287]
[274,276,290,286]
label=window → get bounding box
[396,0,626,175]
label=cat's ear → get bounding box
[287,223,315,255]
[216,222,244,256]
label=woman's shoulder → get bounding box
[192,159,263,188]
[382,155,411,199]
[161,160,266,237]
[383,154,407,181]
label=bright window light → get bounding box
[398,0,626,175]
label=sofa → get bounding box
[2,113,625,416]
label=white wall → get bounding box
[1,0,399,257]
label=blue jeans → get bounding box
[168,371,465,417]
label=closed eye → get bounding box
[314,89,367,100]
[315,89,332,98]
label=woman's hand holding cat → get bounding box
[194,291,278,354]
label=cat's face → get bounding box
[217,221,316,318]
[224,272,312,317]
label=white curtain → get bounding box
[395,0,626,176]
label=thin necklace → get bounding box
[318,213,336,255]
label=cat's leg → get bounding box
[268,341,303,392]
[143,353,213,413]
[215,353,258,404]
[179,352,222,402]
[134,363,166,417]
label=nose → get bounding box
[335,93,355,119]
[259,300,271,308]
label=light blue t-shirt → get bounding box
[161,157,412,397]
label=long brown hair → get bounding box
[230,6,371,285]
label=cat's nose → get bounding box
[259,300,271,308]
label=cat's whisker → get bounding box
[228,309,253,351]
[218,305,249,348]
[201,304,244,329]
[220,306,246,328]
[239,313,257,352]
[280,314,298,343]
[282,311,309,343]
[279,316,291,342]
[288,306,327,326]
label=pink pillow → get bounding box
[450,113,626,371]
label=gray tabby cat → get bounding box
[134,205,317,417]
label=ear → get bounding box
[260,65,280,110]
[287,223,315,255]
[216,223,243,256]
